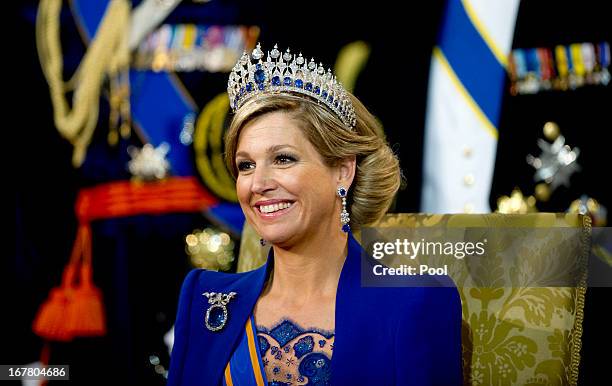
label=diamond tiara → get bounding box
[227,43,356,129]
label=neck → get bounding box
[264,228,349,308]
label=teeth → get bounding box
[259,202,293,213]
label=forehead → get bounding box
[236,112,308,153]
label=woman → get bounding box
[168,43,462,385]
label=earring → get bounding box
[337,186,350,233]
[259,238,267,246]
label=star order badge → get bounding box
[127,142,171,181]
[526,134,581,192]
[202,291,237,332]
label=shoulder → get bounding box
[382,278,461,313]
[348,235,461,318]
[179,266,265,294]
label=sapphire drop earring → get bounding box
[337,186,350,232]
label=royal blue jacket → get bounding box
[167,231,463,385]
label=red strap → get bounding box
[75,176,218,222]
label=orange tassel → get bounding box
[32,262,77,341]
[32,287,74,341]
[33,224,107,341]
[65,262,106,337]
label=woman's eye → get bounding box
[275,154,297,164]
[237,161,254,171]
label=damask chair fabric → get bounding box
[236,213,590,385]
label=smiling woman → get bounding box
[167,43,463,386]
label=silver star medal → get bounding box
[526,135,581,192]
[202,291,237,332]
[127,142,171,181]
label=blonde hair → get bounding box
[224,93,402,230]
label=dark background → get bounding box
[8,0,611,384]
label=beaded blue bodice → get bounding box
[256,319,334,386]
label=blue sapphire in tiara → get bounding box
[284,77,292,86]
[314,86,320,95]
[295,79,303,88]
[272,76,281,86]
[254,69,266,84]
[305,82,313,91]
[246,83,254,92]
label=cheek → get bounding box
[294,170,336,204]
[235,177,251,207]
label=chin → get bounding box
[259,226,297,245]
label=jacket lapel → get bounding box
[190,251,273,385]
[330,231,365,384]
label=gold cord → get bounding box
[36,0,131,166]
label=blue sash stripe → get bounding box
[225,315,267,385]
[437,0,506,128]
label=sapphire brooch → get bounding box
[202,291,237,332]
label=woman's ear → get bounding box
[337,155,357,189]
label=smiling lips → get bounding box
[254,201,295,218]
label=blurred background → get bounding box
[8,0,611,384]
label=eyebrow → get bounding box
[235,144,298,159]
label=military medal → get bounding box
[509,41,610,94]
[537,47,554,90]
[203,291,237,332]
[133,24,259,73]
[596,42,610,85]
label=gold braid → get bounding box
[36,0,131,166]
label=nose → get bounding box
[250,165,276,195]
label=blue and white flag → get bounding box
[421,0,520,213]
